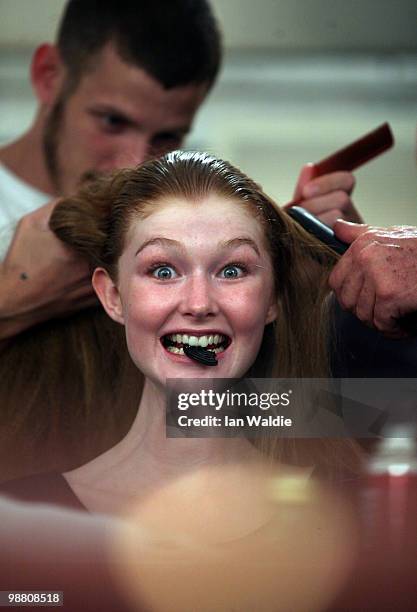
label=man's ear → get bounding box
[92,268,125,325]
[31,44,64,107]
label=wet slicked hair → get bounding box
[57,0,222,90]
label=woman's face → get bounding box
[94,195,277,386]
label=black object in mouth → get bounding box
[183,345,218,366]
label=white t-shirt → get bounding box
[0,162,50,260]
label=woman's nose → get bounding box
[179,275,219,318]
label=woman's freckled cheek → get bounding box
[223,283,270,333]
[122,281,178,336]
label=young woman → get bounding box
[0,151,361,511]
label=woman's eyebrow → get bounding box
[135,237,185,256]
[219,238,261,256]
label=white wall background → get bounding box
[0,0,416,225]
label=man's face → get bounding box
[43,44,208,195]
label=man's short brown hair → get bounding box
[57,0,222,90]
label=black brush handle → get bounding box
[287,206,349,255]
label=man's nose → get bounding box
[108,135,151,169]
[180,274,219,318]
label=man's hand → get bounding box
[329,220,417,338]
[285,163,363,227]
[0,200,97,339]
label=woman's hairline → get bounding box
[108,190,277,280]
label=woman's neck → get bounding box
[65,378,264,513]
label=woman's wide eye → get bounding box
[221,265,245,279]
[153,266,177,280]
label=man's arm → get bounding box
[286,163,363,227]
[0,200,96,340]
[329,220,417,338]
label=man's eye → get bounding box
[99,114,129,132]
[220,265,246,279]
[152,266,177,280]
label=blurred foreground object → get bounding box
[111,464,357,612]
[331,426,417,611]
[0,497,130,611]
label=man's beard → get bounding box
[42,92,104,195]
[42,95,65,194]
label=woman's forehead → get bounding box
[127,195,265,243]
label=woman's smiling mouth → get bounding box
[161,332,231,356]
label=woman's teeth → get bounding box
[164,333,227,355]
[167,334,225,347]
